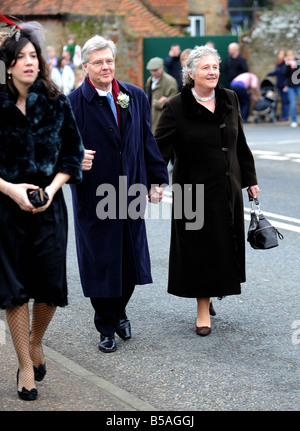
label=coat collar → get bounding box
[81,77,132,102]
[0,79,47,105]
[0,79,49,121]
[81,77,132,137]
[181,84,233,121]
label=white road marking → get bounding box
[251,149,300,163]
[162,191,300,233]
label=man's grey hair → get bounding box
[182,45,221,87]
[81,35,117,64]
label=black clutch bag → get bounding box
[27,188,49,208]
[247,197,283,250]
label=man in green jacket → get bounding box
[146,57,178,133]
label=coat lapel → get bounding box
[120,106,129,136]
[117,80,132,137]
[181,84,233,123]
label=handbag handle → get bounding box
[248,195,260,205]
[248,195,260,221]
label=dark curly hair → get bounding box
[0,28,60,101]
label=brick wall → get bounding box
[40,15,144,87]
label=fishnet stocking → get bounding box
[30,302,56,367]
[6,303,35,392]
[6,301,56,391]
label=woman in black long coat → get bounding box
[155,46,259,336]
[0,23,84,400]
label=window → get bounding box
[188,15,205,36]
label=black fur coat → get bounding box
[0,80,84,183]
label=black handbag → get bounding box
[247,197,283,250]
[27,188,49,208]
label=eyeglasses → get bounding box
[88,59,115,67]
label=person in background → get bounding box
[51,54,75,95]
[0,23,84,401]
[164,43,182,91]
[230,72,259,123]
[267,49,289,121]
[155,45,259,337]
[283,50,300,127]
[62,49,76,74]
[224,42,248,86]
[46,45,57,69]
[68,35,169,353]
[145,56,178,133]
[180,48,191,68]
[63,35,81,68]
[205,41,215,49]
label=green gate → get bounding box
[143,35,238,88]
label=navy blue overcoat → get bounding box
[69,78,169,298]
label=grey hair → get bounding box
[182,45,221,87]
[81,35,117,64]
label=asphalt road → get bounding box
[1,121,299,414]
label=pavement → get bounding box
[0,119,299,417]
[0,320,156,412]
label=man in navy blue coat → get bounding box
[69,36,169,352]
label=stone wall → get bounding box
[241,11,300,82]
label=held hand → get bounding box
[6,183,39,212]
[148,186,165,204]
[248,185,260,199]
[31,185,54,215]
[82,149,96,171]
[31,172,71,214]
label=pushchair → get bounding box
[252,78,278,123]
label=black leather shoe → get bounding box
[98,335,117,353]
[195,326,211,336]
[33,363,47,382]
[17,369,38,401]
[116,313,131,340]
[209,301,216,316]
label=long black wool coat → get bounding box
[155,85,258,298]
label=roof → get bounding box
[1,0,183,36]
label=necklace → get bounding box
[192,88,215,102]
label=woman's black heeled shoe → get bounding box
[209,301,216,316]
[195,325,211,336]
[33,363,47,382]
[17,369,38,401]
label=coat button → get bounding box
[108,126,113,132]
[226,171,232,176]
[222,147,229,152]
[219,123,226,128]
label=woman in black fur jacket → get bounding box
[0,24,84,400]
